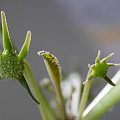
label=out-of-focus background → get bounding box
[0,0,120,120]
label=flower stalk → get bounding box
[83,69,120,120]
[78,50,120,120]
[23,60,57,120]
[78,69,92,120]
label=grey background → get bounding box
[0,0,120,120]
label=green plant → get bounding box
[0,11,120,120]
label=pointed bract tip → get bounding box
[98,50,101,55]
[95,50,101,63]
[27,31,31,36]
[114,63,120,66]
[108,63,120,67]
[1,11,5,17]
[97,50,101,58]
[1,11,13,52]
[18,31,31,60]
[106,53,114,59]
[1,11,4,17]
[37,50,45,55]
[108,53,114,57]
[101,53,114,62]
[88,64,93,70]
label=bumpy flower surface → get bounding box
[0,51,24,80]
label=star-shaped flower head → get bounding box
[88,50,120,86]
[0,11,39,103]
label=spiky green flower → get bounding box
[88,50,120,86]
[0,11,39,104]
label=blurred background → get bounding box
[0,0,120,119]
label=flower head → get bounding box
[0,11,39,103]
[88,50,120,86]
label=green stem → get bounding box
[55,85,67,119]
[23,60,56,120]
[78,70,92,120]
[42,56,67,119]
[82,70,120,120]
[83,82,120,120]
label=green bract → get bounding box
[88,50,120,86]
[0,11,39,104]
[38,50,61,89]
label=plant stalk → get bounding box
[56,85,67,119]
[23,60,56,120]
[82,70,120,120]
[78,69,92,120]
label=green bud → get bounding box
[88,50,120,86]
[0,11,38,104]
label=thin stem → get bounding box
[56,85,67,119]
[23,60,57,120]
[47,86,59,106]
[78,69,92,120]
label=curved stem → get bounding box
[23,60,57,120]
[78,70,92,120]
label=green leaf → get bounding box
[38,51,67,119]
[1,11,13,52]
[18,31,31,60]
[23,60,57,120]
[37,50,61,89]
[103,76,115,86]
[19,76,40,104]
